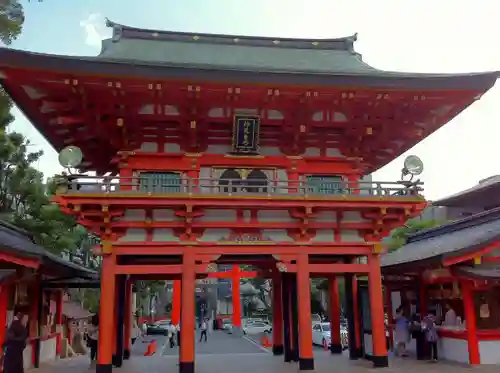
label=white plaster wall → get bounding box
[198,210,237,222]
[340,231,364,242]
[311,230,335,242]
[438,337,469,364]
[140,142,158,152]
[260,146,282,156]
[218,299,233,315]
[119,229,147,242]
[326,148,344,157]
[152,209,180,221]
[207,144,231,154]
[23,346,32,370]
[164,143,181,153]
[304,147,320,156]
[199,229,231,242]
[122,209,146,221]
[257,210,293,222]
[152,229,179,242]
[275,169,288,193]
[242,210,252,222]
[342,212,368,222]
[479,340,500,364]
[40,337,57,364]
[315,211,337,223]
[261,229,293,242]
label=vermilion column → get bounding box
[97,255,117,373]
[231,266,242,328]
[282,274,292,363]
[352,276,362,357]
[55,290,63,356]
[172,280,181,325]
[123,278,132,360]
[328,277,342,354]
[461,280,480,364]
[272,275,284,355]
[296,254,314,371]
[368,254,388,368]
[180,251,196,373]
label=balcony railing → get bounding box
[55,175,424,198]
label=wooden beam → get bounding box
[0,253,40,269]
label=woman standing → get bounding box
[3,309,28,373]
[394,306,410,357]
[87,315,99,367]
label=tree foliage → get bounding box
[388,219,445,252]
[0,0,24,46]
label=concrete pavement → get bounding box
[132,330,269,356]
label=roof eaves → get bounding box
[407,206,500,243]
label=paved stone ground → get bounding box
[133,331,268,356]
[29,350,500,373]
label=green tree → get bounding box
[388,219,445,252]
[0,1,24,46]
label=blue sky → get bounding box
[9,0,500,199]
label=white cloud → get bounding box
[79,13,111,48]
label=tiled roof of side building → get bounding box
[381,207,500,269]
[0,220,97,279]
[433,175,500,207]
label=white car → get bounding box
[242,320,272,335]
[312,322,348,350]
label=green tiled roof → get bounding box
[99,20,377,75]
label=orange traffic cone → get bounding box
[143,339,157,356]
[323,339,329,351]
[261,334,272,348]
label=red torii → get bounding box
[171,266,258,327]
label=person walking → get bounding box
[131,318,141,345]
[199,319,208,343]
[422,310,439,362]
[87,314,99,368]
[394,306,410,357]
[167,321,176,348]
[3,308,28,373]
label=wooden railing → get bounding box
[55,175,424,198]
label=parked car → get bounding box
[222,318,233,333]
[242,320,272,335]
[147,320,170,335]
[312,322,348,350]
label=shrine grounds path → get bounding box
[30,332,500,373]
[133,330,268,356]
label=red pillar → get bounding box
[328,277,342,353]
[123,278,132,360]
[97,254,117,372]
[172,280,181,325]
[232,266,242,328]
[296,254,314,370]
[352,277,362,356]
[461,280,480,365]
[368,254,388,368]
[55,290,63,356]
[272,275,284,355]
[0,283,10,372]
[180,251,196,373]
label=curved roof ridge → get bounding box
[407,206,500,243]
[104,18,358,51]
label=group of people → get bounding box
[394,303,457,362]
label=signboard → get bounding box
[218,233,273,245]
[232,115,260,154]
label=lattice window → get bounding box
[306,175,344,195]
[139,172,181,193]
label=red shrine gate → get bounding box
[0,19,496,373]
